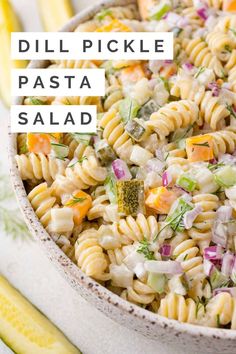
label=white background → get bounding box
[0,1,198,353]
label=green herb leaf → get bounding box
[137,237,155,260]
[166,198,193,232]
[193,142,210,147]
[207,162,225,171]
[66,196,86,206]
[226,103,236,119]
[29,97,46,105]
[194,66,205,78]
[230,28,236,37]
[95,9,112,21]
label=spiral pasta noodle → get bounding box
[74,228,109,281]
[27,182,56,229]
[15,153,68,184]
[147,100,199,140]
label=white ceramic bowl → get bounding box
[8,1,236,352]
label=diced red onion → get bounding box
[162,170,172,187]
[144,260,183,274]
[231,258,236,283]
[221,252,235,276]
[160,244,172,257]
[146,158,165,173]
[197,7,208,20]
[204,245,223,261]
[166,12,181,26]
[209,158,217,164]
[182,62,194,71]
[219,153,236,165]
[222,82,231,90]
[148,78,158,90]
[213,287,236,297]
[112,159,132,181]
[178,17,189,27]
[207,82,220,97]
[183,206,202,229]
[149,60,163,74]
[216,205,232,223]
[212,221,227,248]
[155,148,165,161]
[164,60,173,65]
[203,259,214,276]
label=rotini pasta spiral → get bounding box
[158,293,202,324]
[188,194,220,251]
[15,153,68,184]
[117,214,159,243]
[121,280,155,305]
[52,146,107,198]
[99,106,134,161]
[147,100,199,140]
[27,182,56,229]
[74,228,109,281]
[182,38,224,77]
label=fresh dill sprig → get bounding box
[226,103,236,119]
[137,237,155,260]
[66,196,86,206]
[0,207,30,239]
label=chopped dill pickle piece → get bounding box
[95,139,116,165]
[138,99,159,121]
[125,118,146,141]
[117,179,145,216]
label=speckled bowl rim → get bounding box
[8,0,236,343]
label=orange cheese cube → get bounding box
[186,135,214,163]
[65,190,92,225]
[120,64,146,85]
[145,187,177,214]
[96,19,131,32]
[27,133,62,154]
[223,0,236,11]
[138,0,156,20]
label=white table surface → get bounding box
[0,1,200,353]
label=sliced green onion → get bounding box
[50,143,69,159]
[105,173,117,204]
[119,97,140,124]
[147,273,166,293]
[176,174,197,192]
[214,166,236,188]
[150,2,171,20]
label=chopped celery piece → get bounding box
[95,139,116,165]
[147,273,166,293]
[166,198,193,232]
[95,8,112,21]
[168,274,188,295]
[138,99,159,121]
[119,97,140,124]
[176,174,197,192]
[50,143,69,159]
[117,179,145,216]
[72,133,92,146]
[150,2,171,20]
[125,118,146,141]
[214,166,236,188]
[210,268,229,289]
[105,173,117,204]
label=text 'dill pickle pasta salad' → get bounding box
[15,0,236,329]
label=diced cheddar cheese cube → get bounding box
[223,0,236,11]
[145,187,177,214]
[65,190,92,225]
[96,19,131,32]
[138,0,156,20]
[186,135,214,162]
[27,133,62,154]
[120,64,146,85]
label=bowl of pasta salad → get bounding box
[9,0,236,352]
